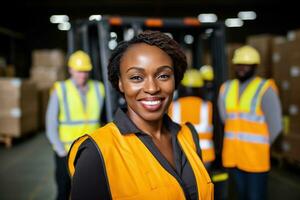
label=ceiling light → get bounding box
[198,13,218,23]
[110,32,117,38]
[89,15,102,21]
[50,15,69,24]
[184,35,194,44]
[238,11,257,20]
[58,22,71,31]
[225,18,244,27]
[108,40,118,50]
[124,28,135,41]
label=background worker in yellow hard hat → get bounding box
[46,50,105,200]
[218,45,282,200]
[169,69,215,168]
[200,64,215,101]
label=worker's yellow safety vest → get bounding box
[55,79,105,151]
[169,96,215,163]
[220,77,278,172]
[68,122,214,200]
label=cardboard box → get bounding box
[288,105,300,134]
[272,39,290,82]
[0,78,38,137]
[272,39,300,114]
[282,134,300,162]
[30,66,66,89]
[246,34,274,78]
[32,49,66,68]
[287,29,300,41]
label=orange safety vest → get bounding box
[220,77,278,172]
[68,122,214,200]
[169,96,215,163]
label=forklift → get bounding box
[67,15,229,199]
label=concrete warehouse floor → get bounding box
[0,133,300,200]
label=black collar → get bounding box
[113,108,181,135]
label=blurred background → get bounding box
[1,0,300,199]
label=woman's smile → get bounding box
[139,96,165,112]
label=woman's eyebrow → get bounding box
[126,67,145,73]
[156,65,174,72]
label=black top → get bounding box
[70,108,201,200]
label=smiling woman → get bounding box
[67,30,214,200]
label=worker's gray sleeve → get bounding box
[46,90,67,157]
[217,91,226,124]
[261,88,283,144]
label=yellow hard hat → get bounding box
[200,65,214,81]
[232,45,260,65]
[181,69,204,88]
[68,50,93,71]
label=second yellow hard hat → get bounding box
[232,45,260,65]
[181,69,204,88]
[68,50,93,71]
[200,65,214,81]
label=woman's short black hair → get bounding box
[108,30,187,93]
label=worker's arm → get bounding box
[261,87,283,144]
[46,90,67,157]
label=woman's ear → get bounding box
[118,78,124,93]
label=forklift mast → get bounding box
[67,16,227,160]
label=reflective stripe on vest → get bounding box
[224,132,269,144]
[200,139,214,150]
[222,77,272,172]
[68,123,214,200]
[170,97,215,163]
[172,101,213,134]
[56,79,104,151]
[226,113,265,123]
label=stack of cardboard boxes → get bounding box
[30,49,67,129]
[0,78,38,146]
[272,30,300,163]
[246,34,276,78]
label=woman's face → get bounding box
[119,43,175,122]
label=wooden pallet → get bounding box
[0,134,13,148]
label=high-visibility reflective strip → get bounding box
[194,102,213,133]
[172,100,213,133]
[61,82,71,121]
[172,101,181,124]
[224,132,235,140]
[212,172,229,182]
[226,113,265,123]
[199,139,214,150]
[238,132,269,144]
[225,132,269,144]
[60,120,99,125]
[251,80,266,113]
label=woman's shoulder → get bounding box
[89,122,120,140]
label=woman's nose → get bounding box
[143,77,160,94]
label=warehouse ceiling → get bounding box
[0,0,299,48]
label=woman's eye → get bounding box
[158,74,170,80]
[130,76,143,81]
